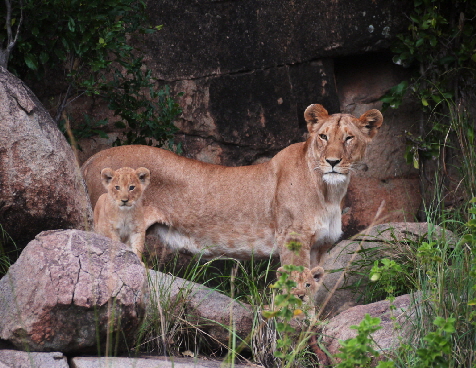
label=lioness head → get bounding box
[277,266,323,304]
[101,167,151,209]
[304,104,383,185]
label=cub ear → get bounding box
[136,167,151,188]
[100,168,115,189]
[276,266,285,277]
[310,266,324,283]
[358,109,383,139]
[304,104,329,133]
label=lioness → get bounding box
[82,104,383,294]
[93,166,151,261]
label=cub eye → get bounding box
[305,283,311,288]
[114,186,120,190]
[129,185,135,191]
[345,136,354,142]
[319,134,328,141]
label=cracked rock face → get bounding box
[0,66,93,250]
[0,229,147,354]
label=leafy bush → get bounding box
[1,0,181,146]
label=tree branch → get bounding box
[0,0,23,69]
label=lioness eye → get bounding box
[115,186,120,190]
[319,134,327,141]
[129,185,135,191]
[346,136,354,141]
[305,283,311,288]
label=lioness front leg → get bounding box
[277,231,324,299]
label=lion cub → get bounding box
[93,167,150,263]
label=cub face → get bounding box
[277,266,324,304]
[101,167,151,208]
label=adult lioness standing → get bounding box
[82,104,383,295]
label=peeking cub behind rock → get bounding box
[93,167,150,262]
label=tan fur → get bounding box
[93,167,151,261]
[277,266,324,304]
[82,105,383,295]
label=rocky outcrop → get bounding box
[146,0,411,80]
[0,230,147,354]
[317,222,456,316]
[0,67,93,250]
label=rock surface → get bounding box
[70,356,252,368]
[316,239,376,317]
[147,270,254,346]
[0,230,147,354]
[317,222,456,316]
[322,293,418,359]
[0,350,68,368]
[146,0,411,80]
[0,67,93,250]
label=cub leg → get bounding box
[129,231,145,263]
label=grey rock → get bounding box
[322,293,419,359]
[317,222,457,316]
[71,356,253,368]
[147,270,254,346]
[355,222,458,245]
[0,230,147,354]
[0,66,93,250]
[0,350,68,368]
[316,239,377,316]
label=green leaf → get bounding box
[24,54,38,70]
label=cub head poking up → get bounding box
[277,266,324,305]
[304,104,383,185]
[93,167,150,263]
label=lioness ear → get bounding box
[136,167,151,188]
[304,104,329,133]
[358,109,383,139]
[276,267,285,277]
[310,266,324,283]
[100,168,114,189]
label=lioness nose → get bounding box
[326,159,341,167]
[121,199,129,204]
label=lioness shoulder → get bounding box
[93,166,150,261]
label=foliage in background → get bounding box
[382,0,476,216]
[0,0,181,147]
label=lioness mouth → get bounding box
[323,172,347,184]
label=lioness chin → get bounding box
[93,166,151,262]
[82,104,383,303]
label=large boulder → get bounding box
[0,67,93,250]
[0,229,147,354]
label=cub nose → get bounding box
[326,159,341,168]
[121,199,129,204]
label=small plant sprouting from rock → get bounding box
[334,314,395,368]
